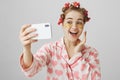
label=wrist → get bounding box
[23,46,31,53]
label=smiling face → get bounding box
[62,10,84,42]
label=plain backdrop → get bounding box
[0,0,120,80]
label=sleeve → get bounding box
[19,44,52,77]
[88,48,101,80]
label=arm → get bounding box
[19,24,38,68]
[20,44,51,77]
[19,24,39,77]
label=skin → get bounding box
[19,24,38,68]
[19,10,86,68]
[62,10,86,58]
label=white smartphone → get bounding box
[31,23,52,39]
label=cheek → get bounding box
[63,23,72,29]
[62,27,69,34]
[77,24,84,29]
[62,24,70,35]
[78,27,84,35]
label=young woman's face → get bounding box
[62,10,84,42]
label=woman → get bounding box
[19,1,101,80]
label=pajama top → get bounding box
[20,38,101,80]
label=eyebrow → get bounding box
[66,18,83,21]
[78,18,84,21]
[66,18,73,20]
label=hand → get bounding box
[19,24,38,49]
[74,31,87,53]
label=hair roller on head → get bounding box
[64,2,70,8]
[81,8,91,22]
[58,1,91,25]
[62,2,70,12]
[72,1,80,8]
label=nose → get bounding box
[71,23,77,29]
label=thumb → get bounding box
[79,31,87,45]
[75,31,87,53]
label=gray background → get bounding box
[0,0,120,80]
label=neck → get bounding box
[63,37,79,48]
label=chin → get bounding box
[69,37,79,42]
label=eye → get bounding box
[76,21,83,25]
[76,21,84,29]
[67,21,72,24]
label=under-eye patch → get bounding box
[64,23,72,28]
[64,23,83,29]
[77,24,83,29]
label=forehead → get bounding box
[65,10,84,20]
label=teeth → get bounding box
[70,32,77,34]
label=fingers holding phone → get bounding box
[19,24,38,47]
[19,23,52,47]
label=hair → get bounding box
[58,2,90,25]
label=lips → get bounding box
[69,31,78,37]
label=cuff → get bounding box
[19,53,35,72]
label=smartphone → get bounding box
[31,23,52,39]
